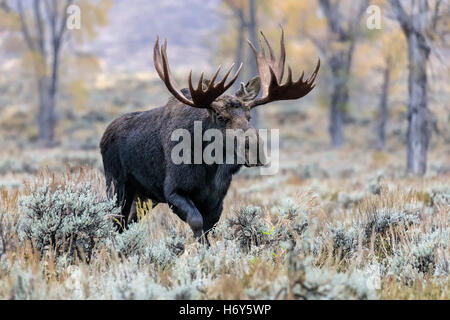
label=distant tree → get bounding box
[0,0,111,147]
[276,0,369,148]
[388,0,448,175]
[376,55,391,150]
[223,0,260,127]
[316,0,369,148]
[371,28,407,150]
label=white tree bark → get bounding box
[405,31,430,175]
[389,0,440,175]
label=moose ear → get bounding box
[235,76,261,101]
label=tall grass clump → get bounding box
[0,208,19,260]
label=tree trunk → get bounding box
[405,32,430,175]
[232,8,246,92]
[248,0,259,127]
[328,44,353,148]
[329,79,345,148]
[377,60,391,150]
[37,77,56,147]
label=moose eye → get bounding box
[217,115,227,123]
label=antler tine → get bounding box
[197,72,204,91]
[218,63,242,90]
[260,31,275,62]
[286,65,293,85]
[188,70,200,96]
[208,65,222,89]
[247,39,258,57]
[259,36,266,58]
[223,62,243,91]
[298,71,305,84]
[247,28,320,109]
[278,27,286,82]
[216,63,235,88]
[153,36,164,80]
[154,36,242,109]
[154,36,196,107]
[306,59,321,85]
[189,62,242,107]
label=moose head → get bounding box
[153,28,320,167]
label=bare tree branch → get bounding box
[431,0,443,31]
[33,0,46,56]
[57,0,73,45]
[389,0,412,33]
[16,0,36,51]
[319,0,349,41]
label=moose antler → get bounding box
[154,37,243,108]
[247,28,320,109]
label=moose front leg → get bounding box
[164,189,204,241]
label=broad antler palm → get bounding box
[153,37,242,108]
[247,28,320,109]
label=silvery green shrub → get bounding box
[284,256,377,300]
[328,223,360,258]
[142,230,186,269]
[165,229,186,256]
[97,260,202,299]
[113,222,149,258]
[363,208,420,240]
[226,202,312,253]
[338,192,366,209]
[367,175,383,195]
[429,186,450,206]
[18,181,118,262]
[295,163,329,179]
[225,205,266,251]
[0,158,38,175]
[325,208,421,259]
[270,199,310,248]
[297,269,377,300]
[174,240,243,285]
[8,267,39,300]
[388,228,449,283]
[87,259,166,299]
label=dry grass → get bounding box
[0,142,448,300]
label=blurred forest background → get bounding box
[0,0,448,182]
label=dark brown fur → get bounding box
[100,85,261,243]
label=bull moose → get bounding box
[100,28,319,243]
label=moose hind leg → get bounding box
[116,182,136,232]
[127,197,138,225]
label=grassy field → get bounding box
[0,66,448,300]
[0,0,448,301]
[0,139,448,299]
